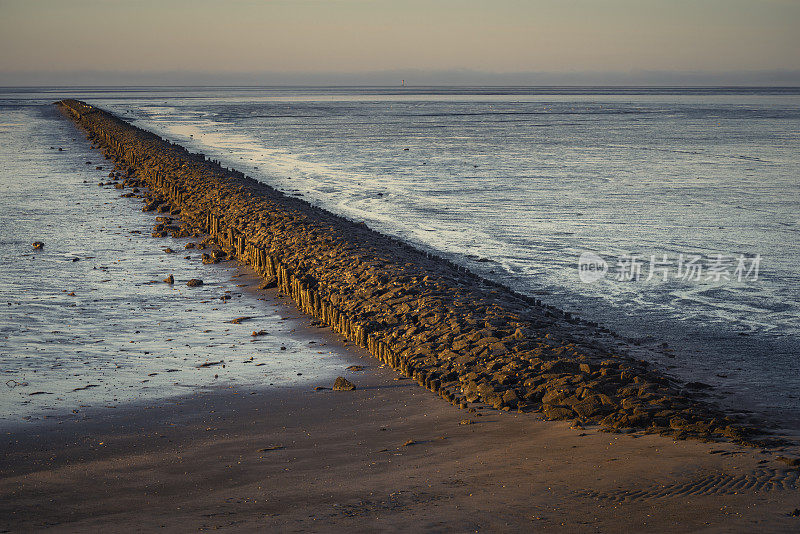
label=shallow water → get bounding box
[0,102,354,425]
[2,87,799,429]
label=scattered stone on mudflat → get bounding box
[314,386,329,391]
[163,274,174,284]
[185,242,196,249]
[251,330,268,336]
[32,241,44,249]
[186,279,203,287]
[164,247,174,254]
[459,419,474,425]
[197,360,224,368]
[402,439,416,447]
[229,316,252,324]
[257,445,284,452]
[346,365,364,372]
[332,377,356,391]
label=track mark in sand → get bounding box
[578,468,800,502]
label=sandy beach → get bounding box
[2,320,799,532]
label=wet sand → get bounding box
[2,343,799,532]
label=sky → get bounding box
[1,0,799,85]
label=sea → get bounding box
[1,86,798,431]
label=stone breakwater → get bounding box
[57,99,763,444]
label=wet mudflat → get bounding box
[0,104,352,426]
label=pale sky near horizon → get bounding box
[1,0,798,79]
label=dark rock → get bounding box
[542,405,575,420]
[142,199,160,212]
[258,277,278,290]
[501,389,520,407]
[333,377,356,391]
[186,279,203,287]
[163,274,174,284]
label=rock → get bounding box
[251,330,268,336]
[332,377,356,391]
[142,199,160,212]
[164,248,174,254]
[186,279,203,287]
[258,277,278,290]
[163,274,174,284]
[229,316,252,324]
[31,241,44,249]
[542,405,575,420]
[346,365,364,371]
[571,396,612,418]
[541,388,568,405]
[501,389,520,407]
[402,439,416,446]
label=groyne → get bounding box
[57,99,761,443]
